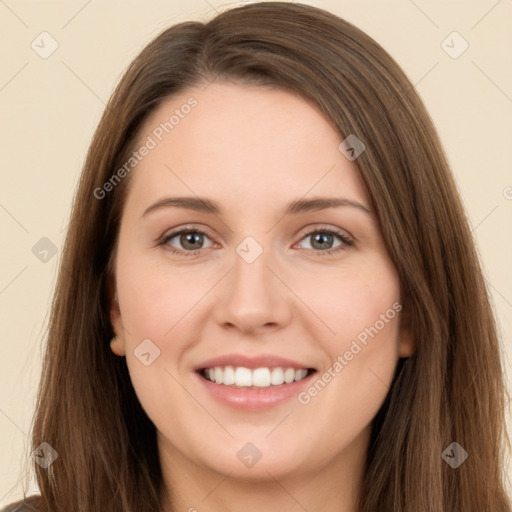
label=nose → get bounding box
[212,242,292,335]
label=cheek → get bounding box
[296,257,401,414]
[115,249,205,341]
[298,308,401,458]
[114,255,200,427]
[294,257,401,346]
[114,249,217,410]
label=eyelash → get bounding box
[157,225,354,257]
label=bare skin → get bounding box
[109,80,414,512]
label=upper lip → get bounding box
[194,354,316,371]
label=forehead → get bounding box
[125,81,370,213]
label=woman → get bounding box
[3,2,510,511]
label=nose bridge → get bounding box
[214,232,289,332]
[231,234,275,302]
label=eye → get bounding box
[159,226,214,256]
[296,227,354,256]
[157,225,354,257]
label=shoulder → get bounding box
[0,495,43,512]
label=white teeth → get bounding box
[284,368,296,383]
[271,367,284,385]
[202,366,311,388]
[252,368,271,387]
[295,368,308,381]
[234,367,252,386]
[223,365,235,385]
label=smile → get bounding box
[200,366,314,388]
[195,366,318,411]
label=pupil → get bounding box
[182,232,202,249]
[314,233,332,249]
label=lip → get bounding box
[193,353,316,371]
[194,369,317,411]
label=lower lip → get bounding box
[195,371,316,411]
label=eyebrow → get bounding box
[142,196,372,218]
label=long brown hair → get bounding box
[9,2,511,511]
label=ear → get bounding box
[108,277,126,357]
[397,303,415,358]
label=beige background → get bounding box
[1,0,511,503]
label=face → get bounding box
[110,81,413,486]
